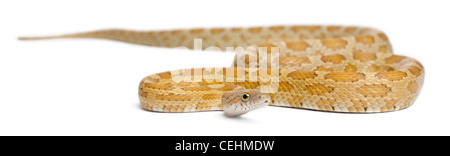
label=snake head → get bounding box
[222,89,271,117]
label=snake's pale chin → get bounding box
[222,89,271,117]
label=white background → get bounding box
[1,0,449,136]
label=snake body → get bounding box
[20,25,424,114]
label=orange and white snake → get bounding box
[20,25,424,116]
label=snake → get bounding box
[19,25,424,116]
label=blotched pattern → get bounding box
[20,25,425,113]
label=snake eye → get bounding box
[241,92,250,102]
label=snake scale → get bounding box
[20,25,424,116]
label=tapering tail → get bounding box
[18,29,165,47]
[18,27,267,49]
[18,36,63,40]
[19,30,103,40]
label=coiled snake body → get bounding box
[20,25,424,116]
